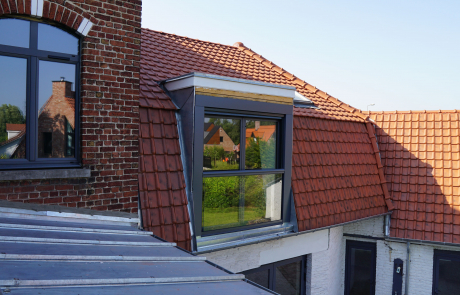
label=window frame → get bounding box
[241,255,307,294]
[344,240,377,295]
[0,17,81,170]
[432,249,460,295]
[192,94,293,238]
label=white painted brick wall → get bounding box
[343,216,385,237]
[310,226,345,295]
[200,229,328,273]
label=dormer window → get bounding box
[160,73,295,251]
[0,18,80,169]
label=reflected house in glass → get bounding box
[0,124,25,159]
[203,122,236,152]
[37,79,75,158]
[0,79,75,159]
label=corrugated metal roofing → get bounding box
[0,207,274,294]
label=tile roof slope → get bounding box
[141,28,368,122]
[139,28,394,241]
[371,110,460,244]
[5,124,25,131]
[293,117,391,231]
[138,106,192,251]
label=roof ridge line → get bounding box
[369,109,460,114]
[142,27,237,49]
[232,42,369,122]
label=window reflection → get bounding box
[245,120,277,169]
[0,19,29,48]
[38,23,78,55]
[0,56,27,159]
[275,261,302,295]
[38,61,76,158]
[203,116,240,171]
[202,174,282,231]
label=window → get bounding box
[345,241,376,295]
[0,17,80,169]
[202,114,283,233]
[433,250,460,295]
[241,256,306,295]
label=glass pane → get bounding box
[203,116,240,170]
[349,248,373,295]
[275,260,302,295]
[245,120,277,169]
[0,18,30,48]
[38,23,78,55]
[202,174,282,231]
[38,61,76,158]
[244,269,270,289]
[438,258,460,294]
[0,55,27,159]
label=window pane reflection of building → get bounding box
[0,55,27,160]
[38,61,76,158]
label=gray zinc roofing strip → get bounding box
[0,228,156,242]
[1,281,276,295]
[0,241,189,257]
[0,211,275,294]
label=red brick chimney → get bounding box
[52,78,74,99]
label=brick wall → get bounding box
[310,226,345,295]
[0,0,142,213]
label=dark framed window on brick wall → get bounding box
[0,17,81,169]
[192,95,293,237]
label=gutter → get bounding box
[196,211,392,254]
[405,242,410,295]
[384,236,460,249]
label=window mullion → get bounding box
[30,21,38,50]
[28,56,38,162]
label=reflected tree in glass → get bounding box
[0,56,27,159]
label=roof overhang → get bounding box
[161,72,296,105]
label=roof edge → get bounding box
[232,42,370,122]
[370,109,460,114]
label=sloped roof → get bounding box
[371,110,460,243]
[141,28,368,122]
[5,124,25,131]
[293,117,392,231]
[139,28,394,245]
[138,107,192,251]
[246,125,276,142]
[0,208,271,294]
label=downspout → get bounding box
[405,242,410,295]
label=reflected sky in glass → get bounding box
[38,23,78,55]
[0,18,29,48]
[0,56,27,115]
[38,61,75,110]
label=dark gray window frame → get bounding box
[0,17,81,170]
[192,94,293,238]
[344,240,377,295]
[241,255,307,294]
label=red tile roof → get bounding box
[293,117,392,231]
[5,124,25,132]
[141,28,368,122]
[371,110,460,243]
[139,28,394,247]
[138,106,192,251]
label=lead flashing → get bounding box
[162,72,296,99]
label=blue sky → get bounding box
[142,1,459,112]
